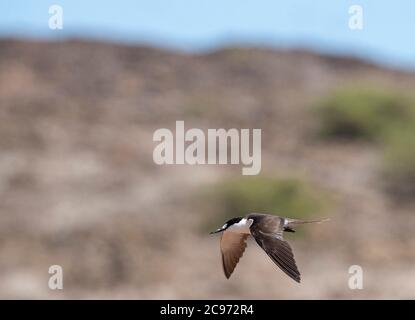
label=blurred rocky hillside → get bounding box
[1,39,415,298]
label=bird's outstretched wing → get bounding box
[250,228,301,283]
[220,231,249,278]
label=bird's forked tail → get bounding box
[285,217,330,227]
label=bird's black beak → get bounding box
[210,229,223,234]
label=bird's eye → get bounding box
[222,224,227,229]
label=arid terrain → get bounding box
[0,39,414,299]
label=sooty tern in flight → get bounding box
[210,213,328,283]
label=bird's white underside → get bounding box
[226,218,253,234]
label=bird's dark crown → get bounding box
[210,216,243,234]
[224,217,243,227]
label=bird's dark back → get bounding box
[247,213,285,234]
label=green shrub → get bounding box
[203,176,326,230]
[315,88,415,141]
[380,126,415,199]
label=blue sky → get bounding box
[1,0,415,70]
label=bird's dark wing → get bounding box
[250,227,301,283]
[220,231,249,279]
